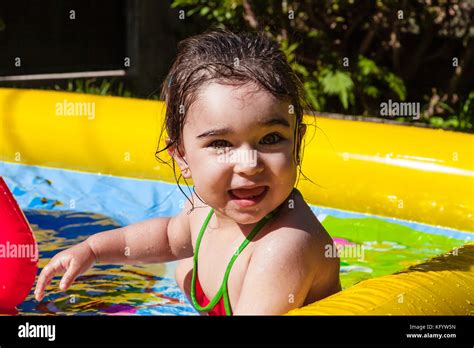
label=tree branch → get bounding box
[448,38,474,96]
[242,0,259,29]
[359,12,383,56]
[342,0,372,56]
[403,15,436,81]
[390,21,401,75]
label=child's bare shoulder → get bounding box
[254,190,336,266]
[238,191,340,310]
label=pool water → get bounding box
[2,162,471,315]
[19,210,197,316]
[322,215,467,289]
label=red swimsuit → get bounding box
[194,274,226,316]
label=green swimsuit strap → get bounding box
[191,205,282,315]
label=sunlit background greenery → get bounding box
[169,0,473,131]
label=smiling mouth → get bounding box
[229,186,267,199]
[227,186,269,209]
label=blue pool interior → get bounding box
[1,162,471,315]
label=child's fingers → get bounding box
[34,265,53,300]
[59,261,80,291]
[34,264,59,301]
[34,257,70,301]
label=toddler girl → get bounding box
[34,29,341,315]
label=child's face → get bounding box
[173,82,305,224]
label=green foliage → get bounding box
[279,39,310,78]
[356,56,406,101]
[456,92,474,130]
[170,0,472,131]
[429,92,474,130]
[172,0,242,26]
[319,69,354,110]
[54,78,133,98]
[303,56,405,113]
[303,79,324,111]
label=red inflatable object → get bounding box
[0,177,38,314]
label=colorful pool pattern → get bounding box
[1,162,471,315]
[19,210,197,316]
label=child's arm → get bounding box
[34,201,193,301]
[91,194,195,264]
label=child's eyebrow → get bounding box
[197,117,290,139]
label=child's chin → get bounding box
[229,208,265,224]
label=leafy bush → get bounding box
[171,0,474,131]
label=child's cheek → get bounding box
[195,154,231,183]
[192,158,233,205]
[268,152,298,186]
[265,151,294,170]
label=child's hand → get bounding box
[34,241,97,301]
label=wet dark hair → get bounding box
[155,29,314,210]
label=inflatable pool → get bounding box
[0,88,472,315]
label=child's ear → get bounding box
[165,137,174,158]
[166,137,192,179]
[299,123,307,138]
[295,124,306,166]
[296,123,306,149]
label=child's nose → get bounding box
[231,148,263,175]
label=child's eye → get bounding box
[261,133,284,145]
[208,140,231,149]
